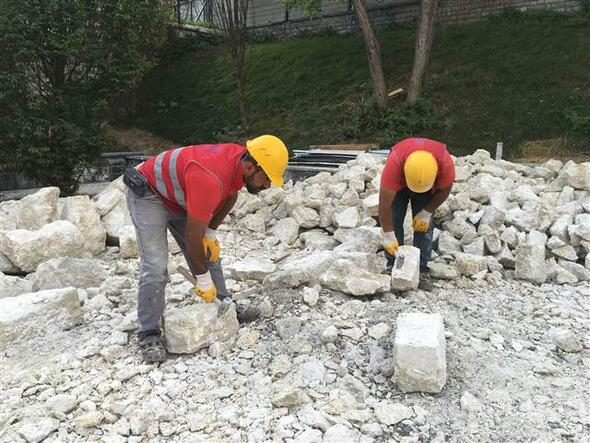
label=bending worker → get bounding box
[379,137,455,291]
[125,135,289,363]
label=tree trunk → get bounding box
[407,0,439,105]
[235,56,249,132]
[351,0,387,109]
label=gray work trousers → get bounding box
[126,190,229,336]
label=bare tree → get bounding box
[351,0,388,108]
[213,0,250,131]
[407,0,439,105]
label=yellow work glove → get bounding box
[203,228,220,263]
[383,231,399,256]
[193,271,217,303]
[413,209,432,233]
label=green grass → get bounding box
[130,10,590,157]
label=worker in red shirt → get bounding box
[125,135,289,362]
[379,137,455,291]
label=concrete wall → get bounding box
[247,0,581,35]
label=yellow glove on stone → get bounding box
[413,209,432,233]
[193,271,217,303]
[203,228,220,263]
[383,231,399,255]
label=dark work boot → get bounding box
[418,270,435,291]
[138,331,166,363]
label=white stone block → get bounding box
[393,313,446,393]
[390,246,420,291]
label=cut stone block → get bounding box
[0,288,82,349]
[390,246,420,291]
[393,313,446,393]
[164,304,239,354]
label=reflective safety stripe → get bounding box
[153,147,187,208]
[154,152,168,199]
[168,147,186,208]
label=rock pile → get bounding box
[0,150,589,442]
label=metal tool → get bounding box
[177,266,233,316]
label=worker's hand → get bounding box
[382,231,399,256]
[202,228,220,263]
[412,209,432,233]
[193,271,217,303]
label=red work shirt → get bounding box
[139,144,245,221]
[380,138,455,192]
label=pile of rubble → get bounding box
[0,149,589,442]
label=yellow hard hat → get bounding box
[246,135,289,187]
[404,150,438,193]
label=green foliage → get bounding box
[344,98,446,147]
[0,0,169,194]
[132,11,590,155]
[565,108,590,137]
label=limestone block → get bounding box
[333,227,381,254]
[505,206,538,232]
[428,262,458,280]
[552,245,578,261]
[558,161,590,191]
[0,288,82,349]
[0,200,19,231]
[271,217,299,245]
[558,260,590,281]
[0,221,84,272]
[320,259,390,296]
[0,273,33,299]
[118,225,138,259]
[17,187,60,230]
[515,231,547,284]
[484,233,502,254]
[260,187,284,205]
[334,207,360,229]
[437,231,461,255]
[495,247,515,269]
[291,206,320,229]
[242,211,267,233]
[479,206,506,229]
[390,246,420,291]
[319,203,336,228]
[299,230,337,250]
[60,195,106,255]
[93,178,126,216]
[442,218,476,239]
[30,258,109,291]
[0,252,19,274]
[362,194,379,217]
[101,197,132,242]
[463,237,485,256]
[226,258,277,281]
[393,313,446,393]
[233,193,264,217]
[164,304,239,353]
[500,226,520,249]
[455,253,488,276]
[547,236,567,250]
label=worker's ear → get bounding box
[243,159,257,176]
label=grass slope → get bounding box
[131,10,590,156]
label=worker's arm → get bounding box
[424,185,452,213]
[209,192,238,230]
[378,187,397,233]
[378,187,399,255]
[185,214,209,275]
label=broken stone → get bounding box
[271,217,300,245]
[101,196,132,242]
[18,417,60,443]
[428,262,459,279]
[362,194,379,217]
[390,246,420,291]
[17,187,60,230]
[558,260,590,281]
[484,233,502,254]
[463,237,485,256]
[515,231,547,284]
[320,259,390,296]
[0,221,84,272]
[0,288,82,349]
[334,207,361,228]
[373,402,413,426]
[0,273,33,299]
[291,206,320,228]
[60,195,106,255]
[299,230,338,250]
[226,258,277,281]
[118,225,138,259]
[437,231,461,255]
[551,245,578,261]
[30,257,109,291]
[455,253,488,276]
[550,327,582,353]
[393,313,446,393]
[302,286,320,306]
[163,304,239,353]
